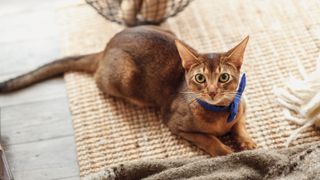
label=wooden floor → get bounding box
[0,0,80,179]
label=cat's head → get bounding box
[175,37,249,106]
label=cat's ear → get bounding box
[175,40,199,70]
[225,36,249,69]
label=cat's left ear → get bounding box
[225,36,249,69]
[175,40,199,71]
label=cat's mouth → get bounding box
[197,94,232,106]
[205,99,227,106]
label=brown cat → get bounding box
[0,25,256,156]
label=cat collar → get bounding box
[196,73,246,123]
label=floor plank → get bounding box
[0,77,67,107]
[0,38,60,76]
[1,98,73,145]
[0,9,58,44]
[4,136,79,180]
[0,0,81,179]
[0,6,64,107]
[52,176,80,180]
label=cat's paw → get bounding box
[238,139,257,150]
[209,145,234,157]
[221,145,234,155]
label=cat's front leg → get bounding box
[165,100,233,157]
[231,115,257,150]
[178,132,233,156]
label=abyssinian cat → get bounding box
[0,26,256,156]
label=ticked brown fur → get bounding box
[0,26,256,156]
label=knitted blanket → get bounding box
[85,142,320,180]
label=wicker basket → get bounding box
[86,0,192,26]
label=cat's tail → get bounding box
[0,52,102,93]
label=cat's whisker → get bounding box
[221,90,238,93]
[223,94,241,99]
[220,91,240,94]
[225,94,242,98]
[188,98,197,105]
[180,91,195,94]
[220,92,242,97]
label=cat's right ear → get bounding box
[175,40,199,70]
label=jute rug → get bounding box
[56,0,320,177]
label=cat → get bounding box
[0,25,256,156]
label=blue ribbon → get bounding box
[196,73,246,123]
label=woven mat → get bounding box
[56,0,320,177]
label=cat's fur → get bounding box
[0,26,256,156]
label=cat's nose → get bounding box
[209,91,216,98]
[208,85,217,98]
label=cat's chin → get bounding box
[200,98,231,107]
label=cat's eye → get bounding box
[195,74,206,83]
[219,73,230,83]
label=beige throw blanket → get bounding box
[84,143,319,180]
